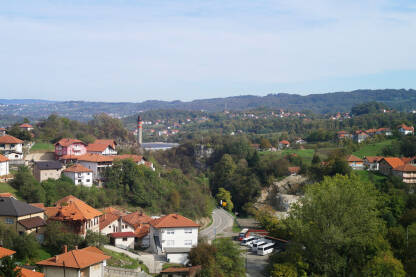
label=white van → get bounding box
[241,236,257,246]
[257,243,275,255]
[251,240,269,252]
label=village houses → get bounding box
[63,163,93,186]
[33,161,63,182]
[0,134,24,160]
[54,138,87,161]
[398,124,414,135]
[86,139,117,155]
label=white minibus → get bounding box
[241,236,257,246]
[257,243,275,255]
[251,240,269,252]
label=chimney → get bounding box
[137,115,143,145]
[63,245,67,253]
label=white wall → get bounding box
[0,161,9,176]
[151,227,198,253]
[120,220,136,233]
[114,236,135,249]
[166,253,189,264]
[63,171,93,187]
[79,161,99,180]
[101,219,120,235]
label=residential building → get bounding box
[398,124,414,135]
[63,164,93,186]
[354,131,369,143]
[37,246,110,277]
[122,211,152,248]
[33,161,63,182]
[149,214,199,264]
[363,156,383,171]
[109,232,136,249]
[0,128,6,136]
[160,266,202,277]
[288,166,300,176]
[0,246,16,260]
[278,140,290,149]
[99,213,120,235]
[45,195,102,237]
[54,138,87,161]
[337,131,353,140]
[86,139,117,155]
[347,155,364,170]
[0,135,24,160]
[19,123,34,131]
[376,128,392,136]
[0,154,9,177]
[379,158,404,176]
[0,194,46,241]
[392,164,416,184]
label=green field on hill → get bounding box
[0,182,17,194]
[353,139,396,158]
[31,142,55,152]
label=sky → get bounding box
[1,0,416,102]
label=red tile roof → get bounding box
[279,140,290,145]
[77,153,114,162]
[0,135,23,144]
[37,246,110,269]
[399,124,414,131]
[87,139,117,152]
[347,155,363,162]
[150,214,200,228]
[401,157,416,164]
[393,164,416,172]
[381,157,405,168]
[135,225,150,238]
[55,138,86,147]
[364,156,383,163]
[0,192,15,198]
[30,203,45,209]
[102,207,126,217]
[99,213,119,230]
[16,267,44,277]
[0,246,16,258]
[109,232,136,238]
[0,154,9,162]
[49,195,102,221]
[19,123,33,128]
[122,211,152,229]
[63,164,92,173]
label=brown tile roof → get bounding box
[364,156,383,163]
[347,155,363,162]
[393,164,416,172]
[381,157,405,168]
[16,267,44,277]
[150,214,200,228]
[102,207,126,217]
[0,192,15,198]
[49,195,102,221]
[122,211,152,229]
[37,246,110,269]
[30,203,45,209]
[99,213,119,230]
[0,154,8,162]
[63,164,93,173]
[0,246,16,258]
[399,124,414,131]
[135,225,150,238]
[0,135,23,144]
[401,157,416,164]
[18,216,47,230]
[366,129,377,133]
[77,153,114,163]
[19,123,33,128]
[279,140,290,145]
[87,139,117,152]
[109,232,136,238]
[94,139,117,148]
[55,138,86,147]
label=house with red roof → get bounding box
[109,232,136,249]
[19,123,34,131]
[54,138,87,161]
[363,156,383,171]
[392,164,416,184]
[63,164,93,186]
[0,135,24,160]
[278,140,290,149]
[37,246,110,277]
[86,139,117,155]
[149,214,200,264]
[398,124,414,135]
[354,131,369,143]
[45,195,102,237]
[346,155,364,170]
[0,154,9,177]
[379,157,405,176]
[0,127,6,136]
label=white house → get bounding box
[63,164,93,186]
[99,213,120,235]
[399,124,414,135]
[0,154,9,177]
[109,232,136,249]
[149,214,199,264]
[86,139,117,155]
[0,135,24,160]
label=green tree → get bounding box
[362,251,406,277]
[215,188,234,212]
[0,256,21,277]
[270,263,297,277]
[285,174,388,276]
[260,138,272,150]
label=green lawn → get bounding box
[102,248,142,270]
[353,170,388,187]
[30,142,54,152]
[353,139,396,158]
[0,182,17,194]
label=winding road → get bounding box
[200,208,234,240]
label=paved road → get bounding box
[200,208,234,240]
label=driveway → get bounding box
[200,208,235,240]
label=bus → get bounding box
[251,240,269,252]
[241,236,257,246]
[238,228,249,241]
[257,243,275,255]
[245,238,262,247]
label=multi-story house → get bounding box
[33,161,63,182]
[398,124,414,135]
[63,164,93,186]
[354,131,369,143]
[0,194,46,241]
[363,156,383,171]
[392,164,416,184]
[45,195,102,237]
[149,214,199,264]
[54,138,87,161]
[379,157,404,176]
[0,154,9,177]
[0,135,24,160]
[37,246,110,277]
[346,155,364,170]
[87,139,117,155]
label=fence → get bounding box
[104,266,147,277]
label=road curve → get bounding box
[200,208,234,240]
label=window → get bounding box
[78,173,82,177]
[167,230,175,235]
[184,229,192,234]
[5,218,13,224]
[86,179,90,182]
[123,238,128,241]
[167,240,174,246]
[184,240,192,246]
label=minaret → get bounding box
[137,115,143,145]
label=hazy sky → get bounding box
[1,0,415,102]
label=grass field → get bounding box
[0,182,17,194]
[353,170,388,187]
[352,139,396,158]
[30,142,54,152]
[102,248,143,270]
[260,149,316,164]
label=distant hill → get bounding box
[0,89,415,122]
